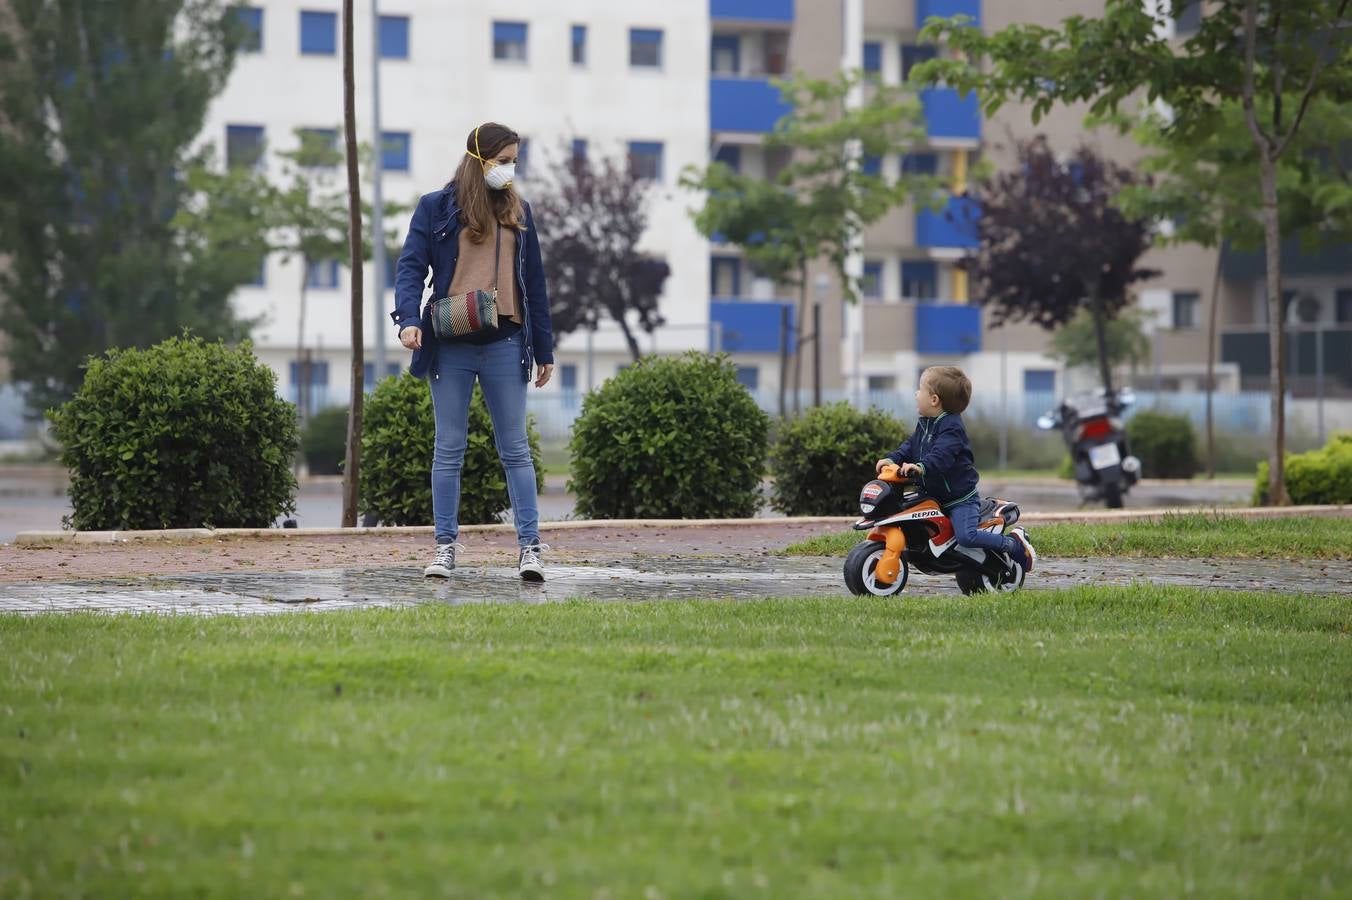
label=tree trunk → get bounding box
[1090,291,1113,396]
[792,264,807,414]
[1258,158,1290,505]
[1204,238,1222,479]
[616,312,643,362]
[340,0,364,528]
[296,261,310,426]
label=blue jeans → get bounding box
[947,498,1015,555]
[428,334,539,547]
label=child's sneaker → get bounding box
[423,542,464,578]
[518,543,549,582]
[1007,527,1036,574]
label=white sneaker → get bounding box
[518,543,549,582]
[423,542,465,578]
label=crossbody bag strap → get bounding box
[491,224,501,293]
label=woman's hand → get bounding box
[534,363,554,388]
[399,326,422,350]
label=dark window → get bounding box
[290,360,330,386]
[235,7,263,53]
[711,34,740,74]
[571,25,586,65]
[493,21,528,61]
[863,41,882,76]
[379,15,409,59]
[307,259,340,289]
[628,141,663,181]
[1023,369,1056,393]
[299,11,336,55]
[736,366,760,390]
[714,144,741,172]
[902,261,937,299]
[861,154,882,176]
[901,44,937,81]
[862,261,884,299]
[867,375,896,392]
[711,256,741,297]
[571,139,588,167]
[517,138,529,177]
[630,28,662,68]
[363,362,402,387]
[1172,291,1200,329]
[1336,288,1352,323]
[763,32,789,75]
[250,259,266,287]
[560,364,578,392]
[1175,0,1202,35]
[226,124,265,169]
[297,127,338,165]
[381,131,410,172]
[901,153,938,175]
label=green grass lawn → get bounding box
[783,513,1352,560]
[3,587,1350,897]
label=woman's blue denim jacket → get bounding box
[389,183,554,380]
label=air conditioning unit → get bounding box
[1292,293,1322,324]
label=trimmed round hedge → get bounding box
[568,353,770,519]
[49,336,298,530]
[768,402,908,516]
[361,373,544,526]
[1126,409,1199,479]
[302,405,349,475]
[1254,431,1352,506]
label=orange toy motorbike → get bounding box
[844,464,1030,596]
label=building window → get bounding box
[862,260,884,300]
[901,153,938,175]
[560,364,578,392]
[736,366,760,390]
[1172,291,1200,329]
[1175,0,1202,35]
[297,127,338,164]
[711,256,741,297]
[630,28,663,68]
[226,124,265,169]
[714,144,741,172]
[250,259,267,287]
[901,44,937,81]
[571,138,588,168]
[863,41,882,77]
[1023,369,1056,394]
[861,154,882,176]
[1337,288,1352,323]
[516,138,529,177]
[307,259,340,289]
[235,6,263,53]
[867,375,896,392]
[493,21,528,62]
[711,34,740,75]
[363,362,402,387]
[902,261,937,300]
[290,360,330,385]
[571,25,587,65]
[379,15,409,59]
[381,131,410,172]
[628,141,663,181]
[299,11,337,55]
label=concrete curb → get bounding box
[12,505,1349,545]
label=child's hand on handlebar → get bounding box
[874,458,893,474]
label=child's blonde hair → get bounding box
[922,366,972,414]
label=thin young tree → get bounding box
[339,0,363,528]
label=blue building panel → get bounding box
[711,0,794,23]
[710,301,796,354]
[916,0,981,30]
[916,304,982,355]
[921,87,981,141]
[916,195,980,249]
[710,77,792,133]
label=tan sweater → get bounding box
[448,226,520,324]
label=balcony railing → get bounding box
[710,77,792,133]
[920,87,981,141]
[915,195,980,249]
[916,0,981,29]
[710,299,796,353]
[916,303,982,354]
[711,0,795,24]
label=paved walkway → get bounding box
[2,555,1347,617]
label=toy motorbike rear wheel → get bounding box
[844,540,908,597]
[955,561,1026,595]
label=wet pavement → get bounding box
[1,554,1347,616]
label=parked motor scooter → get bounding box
[1036,388,1142,508]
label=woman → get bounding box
[390,122,555,581]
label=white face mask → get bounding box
[483,162,515,191]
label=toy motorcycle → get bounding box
[843,463,1030,596]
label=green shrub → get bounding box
[1253,431,1352,506]
[48,336,297,530]
[1057,454,1075,480]
[569,353,769,519]
[965,415,1067,472]
[768,403,906,515]
[1126,410,1199,479]
[302,406,349,475]
[361,374,544,526]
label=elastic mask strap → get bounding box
[468,127,486,163]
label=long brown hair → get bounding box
[452,122,525,244]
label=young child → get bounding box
[875,366,1035,572]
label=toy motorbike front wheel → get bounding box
[844,540,909,597]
